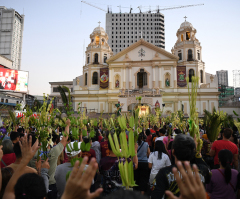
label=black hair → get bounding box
[174,129,182,135]
[83,137,90,144]
[104,130,110,140]
[137,133,145,146]
[159,128,165,135]
[104,188,148,199]
[14,173,47,199]
[0,167,14,198]
[155,140,167,160]
[172,134,195,161]
[146,129,150,136]
[223,128,232,139]
[51,132,59,144]
[2,139,14,154]
[156,131,160,137]
[17,128,24,134]
[13,142,22,159]
[218,149,233,184]
[10,131,20,142]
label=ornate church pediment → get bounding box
[107,39,178,63]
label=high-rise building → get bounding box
[216,70,228,87]
[0,6,24,70]
[106,12,165,54]
[233,70,240,88]
[235,87,240,96]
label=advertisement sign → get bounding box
[0,68,28,92]
[177,66,187,87]
[100,68,109,89]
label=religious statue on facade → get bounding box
[76,78,80,85]
[165,78,170,87]
[115,101,122,116]
[115,79,119,88]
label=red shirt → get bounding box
[150,129,156,134]
[146,135,152,146]
[211,140,238,165]
[1,153,16,168]
[98,136,103,143]
[100,141,110,158]
[81,149,96,164]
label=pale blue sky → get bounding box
[1,0,240,95]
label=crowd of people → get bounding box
[0,120,240,199]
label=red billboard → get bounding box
[0,68,28,92]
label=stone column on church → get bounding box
[173,66,177,88]
[108,102,112,113]
[203,67,206,84]
[123,68,126,89]
[129,67,132,89]
[152,66,155,88]
[88,66,91,87]
[158,66,162,88]
[109,68,112,89]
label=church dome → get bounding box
[180,21,193,28]
[93,26,105,33]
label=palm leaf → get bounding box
[62,86,71,104]
[57,86,68,106]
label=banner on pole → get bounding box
[177,66,187,87]
[100,68,109,89]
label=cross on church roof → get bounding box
[184,16,187,22]
[98,21,101,27]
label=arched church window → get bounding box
[102,38,105,45]
[200,70,203,83]
[94,53,99,64]
[189,69,194,82]
[92,72,98,85]
[87,54,90,64]
[181,34,183,41]
[95,36,100,45]
[186,31,190,40]
[187,49,193,61]
[178,50,182,60]
[85,73,87,86]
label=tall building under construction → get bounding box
[106,11,165,54]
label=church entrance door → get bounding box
[137,69,147,89]
[139,73,143,88]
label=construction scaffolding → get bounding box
[233,70,240,88]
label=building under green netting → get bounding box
[218,85,234,107]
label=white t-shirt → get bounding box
[155,136,166,142]
[148,152,171,175]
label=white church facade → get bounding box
[72,21,219,116]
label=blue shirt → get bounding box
[137,141,149,162]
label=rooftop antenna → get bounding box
[107,5,109,13]
[117,5,121,13]
[130,5,133,13]
[157,5,159,13]
[137,6,142,13]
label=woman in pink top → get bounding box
[206,149,238,199]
